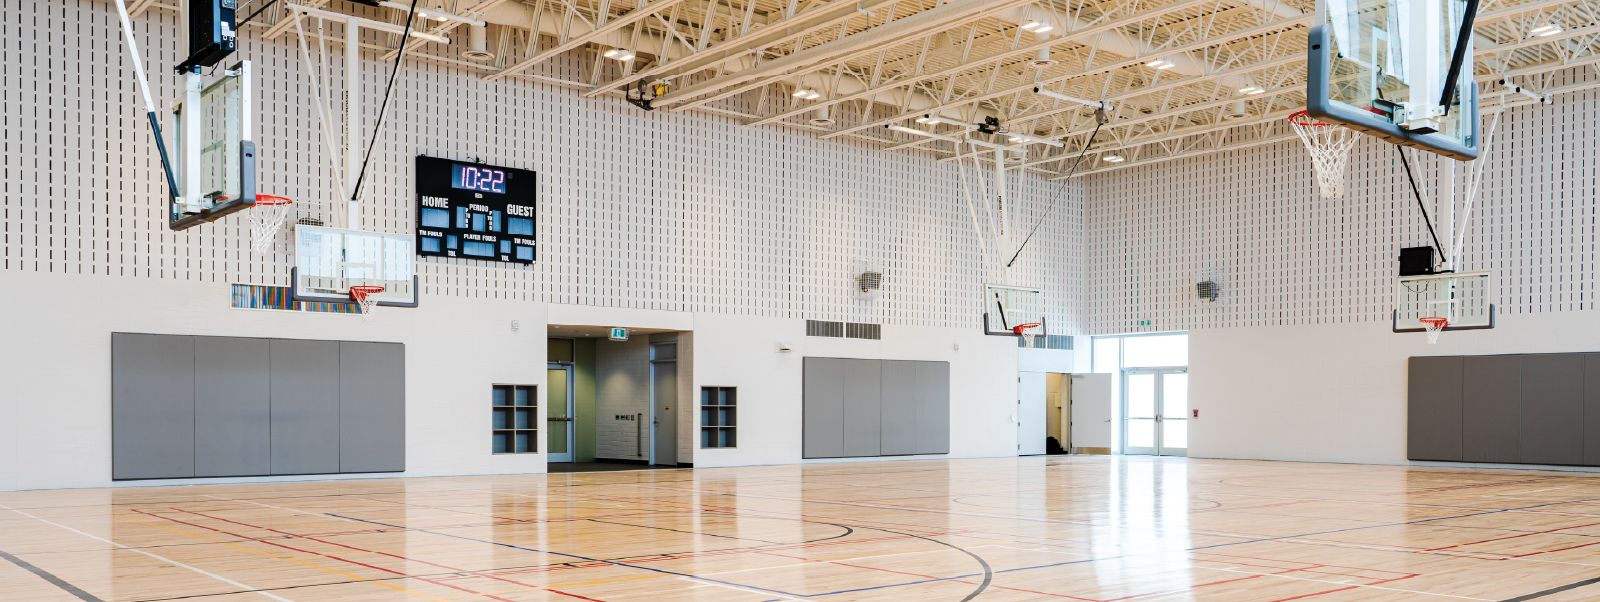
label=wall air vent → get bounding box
[845,323,882,340]
[806,320,881,339]
[806,320,844,337]
[1017,334,1074,350]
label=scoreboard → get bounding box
[414,155,537,264]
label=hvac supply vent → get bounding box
[1017,334,1073,350]
[806,320,845,337]
[1196,281,1218,301]
[845,323,882,340]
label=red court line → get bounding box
[153,507,614,602]
[1425,520,1600,552]
[1262,585,1360,601]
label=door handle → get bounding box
[546,417,574,422]
[653,419,659,425]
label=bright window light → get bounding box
[1092,337,1120,373]
[1122,334,1188,368]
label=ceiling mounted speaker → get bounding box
[1028,47,1057,69]
[463,24,494,61]
[810,105,835,127]
[850,258,883,300]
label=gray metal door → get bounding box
[650,343,678,465]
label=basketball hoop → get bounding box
[1420,317,1448,344]
[1013,323,1043,349]
[1288,110,1362,199]
[247,195,293,253]
[349,285,385,323]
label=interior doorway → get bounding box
[1046,373,1070,453]
[1122,367,1188,456]
[1018,372,1070,456]
[545,327,687,472]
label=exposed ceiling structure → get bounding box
[138,0,1600,176]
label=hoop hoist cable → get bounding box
[1006,107,1107,267]
[349,0,421,205]
[1395,146,1448,264]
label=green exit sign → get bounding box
[609,328,629,341]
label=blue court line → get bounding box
[333,494,1600,600]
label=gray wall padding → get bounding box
[112,334,405,480]
[1409,352,1600,467]
[803,357,949,459]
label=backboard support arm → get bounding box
[1438,0,1480,116]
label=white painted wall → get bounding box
[0,272,548,491]
[689,315,1022,468]
[1189,311,1600,466]
[1087,72,1600,465]
[0,0,1086,491]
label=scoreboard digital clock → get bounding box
[415,156,536,264]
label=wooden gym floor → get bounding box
[4,457,1600,601]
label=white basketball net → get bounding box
[1018,325,1042,349]
[350,286,384,324]
[1289,111,1362,199]
[247,196,293,253]
[1421,317,1448,344]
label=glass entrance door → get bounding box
[547,365,574,462]
[1122,367,1188,456]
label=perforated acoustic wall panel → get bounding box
[4,0,1085,334]
[1086,72,1600,335]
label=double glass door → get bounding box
[1123,368,1188,456]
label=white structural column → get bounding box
[182,72,203,212]
[346,15,362,230]
[995,146,1007,285]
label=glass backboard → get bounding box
[1393,271,1494,332]
[293,225,419,307]
[170,61,257,230]
[984,284,1044,335]
[1307,0,1480,160]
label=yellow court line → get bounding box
[96,508,454,602]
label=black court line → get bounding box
[1501,574,1600,601]
[0,547,104,602]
